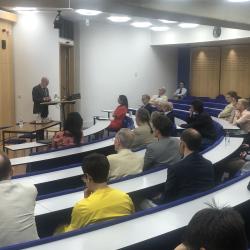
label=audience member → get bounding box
[141,94,157,114]
[108,128,144,180]
[164,128,214,202]
[150,86,168,107]
[180,99,217,148]
[109,95,128,131]
[0,152,39,247]
[143,114,181,170]
[158,101,175,124]
[52,112,84,148]
[233,98,250,134]
[59,153,134,232]
[131,108,156,149]
[175,207,248,250]
[218,91,238,122]
[32,77,51,120]
[173,81,187,99]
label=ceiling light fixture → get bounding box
[159,19,177,24]
[130,21,152,28]
[13,7,37,11]
[107,16,131,23]
[75,9,102,16]
[150,26,170,31]
[178,23,199,28]
[13,7,38,14]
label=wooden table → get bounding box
[2,121,61,152]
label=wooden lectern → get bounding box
[41,100,76,122]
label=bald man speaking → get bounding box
[32,77,51,121]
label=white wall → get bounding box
[75,21,178,127]
[13,13,60,122]
[151,26,250,45]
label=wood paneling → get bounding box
[0,10,17,22]
[0,20,15,126]
[190,47,220,98]
[220,45,250,98]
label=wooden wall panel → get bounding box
[220,45,250,98]
[0,20,15,127]
[190,47,220,98]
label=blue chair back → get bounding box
[122,115,135,129]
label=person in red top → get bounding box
[109,95,128,131]
[52,112,84,148]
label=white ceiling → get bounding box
[1,0,250,30]
[124,0,250,26]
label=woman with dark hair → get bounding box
[52,112,84,148]
[108,95,128,131]
[181,99,217,145]
[131,108,155,149]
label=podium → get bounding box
[41,100,76,122]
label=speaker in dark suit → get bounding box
[32,77,51,118]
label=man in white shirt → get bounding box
[150,86,168,107]
[0,152,39,248]
[173,81,187,99]
[108,128,144,180]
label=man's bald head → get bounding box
[115,128,135,149]
[181,128,202,151]
[40,77,49,88]
[0,152,12,181]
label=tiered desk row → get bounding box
[1,102,249,250]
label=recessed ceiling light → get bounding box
[130,21,152,28]
[75,9,102,16]
[13,7,38,13]
[227,0,250,2]
[150,26,170,31]
[13,7,37,11]
[107,16,131,23]
[159,19,177,24]
[178,23,199,28]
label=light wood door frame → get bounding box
[60,44,75,119]
[0,20,15,127]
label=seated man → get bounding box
[0,152,39,247]
[175,207,248,250]
[218,91,238,122]
[180,99,217,148]
[164,128,214,202]
[150,86,168,107]
[143,114,181,170]
[173,81,187,99]
[108,128,144,180]
[141,94,157,115]
[61,153,134,232]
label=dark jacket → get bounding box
[164,152,214,202]
[182,112,217,140]
[143,103,157,115]
[32,84,49,116]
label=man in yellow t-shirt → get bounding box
[63,153,134,232]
